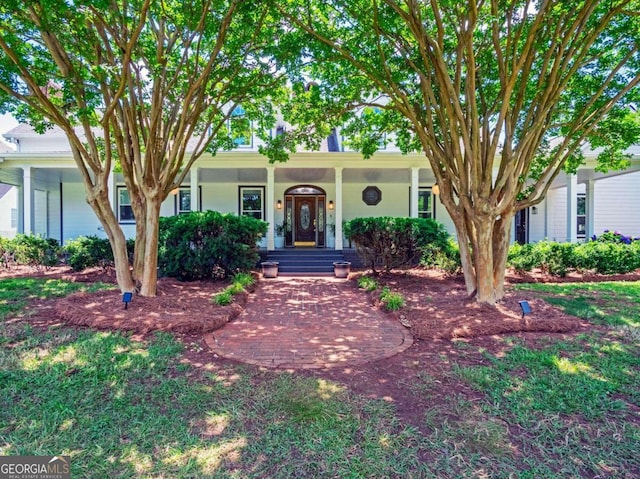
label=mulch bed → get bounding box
[3,264,634,339]
[54,278,247,335]
[1,266,245,335]
[369,269,593,340]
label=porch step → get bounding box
[265,249,345,274]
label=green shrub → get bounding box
[63,235,114,271]
[345,216,451,273]
[507,243,540,273]
[228,282,246,295]
[574,241,640,274]
[159,211,267,281]
[232,272,255,288]
[213,290,234,306]
[8,234,60,267]
[379,286,405,311]
[421,238,461,274]
[508,236,640,277]
[357,275,378,292]
[0,237,12,266]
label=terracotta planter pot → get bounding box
[333,261,351,278]
[261,261,279,278]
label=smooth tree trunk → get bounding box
[441,192,515,305]
[132,206,147,289]
[137,196,163,297]
[85,188,136,294]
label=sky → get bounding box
[0,113,18,136]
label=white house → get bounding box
[1,123,639,249]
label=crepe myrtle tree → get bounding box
[277,0,640,304]
[0,0,286,296]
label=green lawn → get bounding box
[1,278,639,478]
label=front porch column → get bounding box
[566,173,578,242]
[410,167,419,218]
[335,167,343,250]
[21,166,33,235]
[266,166,275,250]
[190,167,200,211]
[586,179,595,239]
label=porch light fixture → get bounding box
[122,291,133,310]
[170,187,179,196]
[276,200,282,209]
[531,206,538,215]
[432,183,440,195]
[328,200,334,210]
[519,300,532,318]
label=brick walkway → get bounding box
[203,277,413,369]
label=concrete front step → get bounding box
[265,249,346,274]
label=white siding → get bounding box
[0,185,18,238]
[62,183,102,242]
[528,199,548,242]
[546,188,567,242]
[593,173,640,237]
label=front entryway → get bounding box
[515,208,529,244]
[284,185,327,248]
[294,197,316,246]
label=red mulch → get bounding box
[370,269,593,340]
[2,264,632,339]
[1,265,245,335]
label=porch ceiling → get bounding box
[549,163,640,189]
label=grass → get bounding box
[513,281,640,327]
[1,277,639,477]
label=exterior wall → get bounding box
[546,188,567,242]
[593,173,640,237]
[0,185,17,238]
[527,199,548,242]
[62,182,102,242]
[545,184,588,242]
[544,174,640,242]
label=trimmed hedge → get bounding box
[508,232,640,276]
[0,234,60,267]
[158,211,267,281]
[345,216,453,273]
[62,235,135,271]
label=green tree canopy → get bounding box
[0,0,286,295]
[277,0,640,303]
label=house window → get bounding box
[10,208,17,228]
[418,187,434,219]
[239,186,264,220]
[117,187,134,223]
[229,105,252,147]
[577,193,586,238]
[176,188,191,215]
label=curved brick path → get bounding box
[204,277,413,369]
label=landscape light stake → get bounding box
[122,292,133,310]
[519,300,532,318]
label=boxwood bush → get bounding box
[158,211,267,281]
[507,231,640,276]
[63,235,113,271]
[1,234,60,267]
[345,216,453,273]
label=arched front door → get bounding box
[284,185,327,247]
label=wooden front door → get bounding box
[295,197,316,245]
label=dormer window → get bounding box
[229,105,252,148]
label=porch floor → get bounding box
[204,276,412,369]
